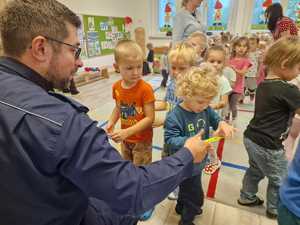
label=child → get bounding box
[227,36,252,126]
[204,45,232,174]
[154,42,197,200]
[146,42,154,73]
[238,36,300,219]
[245,35,260,102]
[160,46,169,88]
[154,42,197,124]
[284,75,300,161]
[106,40,155,220]
[186,31,208,65]
[164,65,235,225]
[107,39,155,164]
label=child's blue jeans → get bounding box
[240,137,288,215]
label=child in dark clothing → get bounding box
[146,43,154,73]
[238,36,300,219]
[164,64,235,225]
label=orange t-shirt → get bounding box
[112,79,155,143]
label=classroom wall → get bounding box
[58,0,149,70]
[58,0,292,69]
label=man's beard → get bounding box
[47,57,73,91]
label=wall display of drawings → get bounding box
[80,14,130,58]
[286,0,300,27]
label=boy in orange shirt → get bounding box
[106,39,155,167]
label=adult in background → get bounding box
[266,2,298,41]
[0,0,212,225]
[172,0,206,44]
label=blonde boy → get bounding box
[106,40,155,166]
[154,42,197,200]
[155,42,197,113]
[164,65,234,225]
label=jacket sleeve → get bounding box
[208,107,221,130]
[164,112,188,149]
[172,13,185,43]
[55,112,194,216]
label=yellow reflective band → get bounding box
[204,136,223,143]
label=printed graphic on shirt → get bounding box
[120,101,143,126]
[186,119,206,136]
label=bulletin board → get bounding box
[81,14,130,58]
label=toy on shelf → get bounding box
[84,67,101,72]
[74,66,109,86]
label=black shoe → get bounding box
[237,196,264,207]
[175,204,182,215]
[70,89,80,95]
[178,220,195,225]
[175,204,202,216]
[62,88,70,93]
[266,210,277,219]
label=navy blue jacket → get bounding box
[0,57,194,225]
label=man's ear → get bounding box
[113,63,120,73]
[30,36,51,62]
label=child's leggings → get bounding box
[229,92,241,119]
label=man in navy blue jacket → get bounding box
[279,140,300,225]
[0,1,211,225]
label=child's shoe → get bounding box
[232,119,237,128]
[237,196,264,206]
[168,187,179,200]
[203,159,221,175]
[178,220,195,225]
[139,208,154,221]
[266,210,277,219]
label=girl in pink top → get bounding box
[227,37,252,126]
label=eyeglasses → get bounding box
[45,36,81,59]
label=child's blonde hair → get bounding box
[204,45,226,61]
[264,36,300,69]
[176,64,218,99]
[231,36,250,58]
[168,42,197,66]
[114,40,143,63]
[187,31,208,47]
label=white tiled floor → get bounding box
[70,73,277,225]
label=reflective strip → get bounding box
[0,99,63,127]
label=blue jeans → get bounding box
[240,137,288,214]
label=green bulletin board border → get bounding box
[80,14,130,58]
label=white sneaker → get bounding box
[232,119,237,128]
[168,187,179,200]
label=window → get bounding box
[286,0,300,25]
[158,0,176,33]
[206,0,232,31]
[251,0,281,30]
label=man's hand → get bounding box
[184,130,212,163]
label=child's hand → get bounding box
[109,129,130,143]
[213,121,236,139]
[104,123,115,134]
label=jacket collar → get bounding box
[0,56,54,92]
